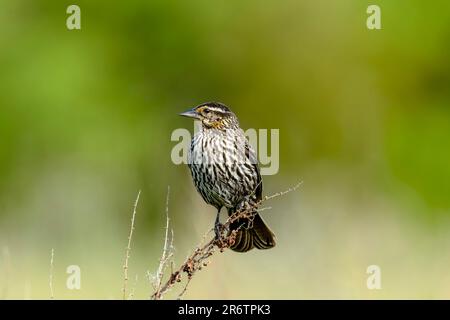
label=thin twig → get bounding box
[49,248,54,299]
[128,274,139,300]
[151,181,302,300]
[264,181,303,202]
[177,277,192,300]
[152,186,175,299]
[122,190,141,300]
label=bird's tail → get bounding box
[228,212,276,253]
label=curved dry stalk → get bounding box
[151,181,302,300]
[49,248,54,299]
[122,190,141,300]
[152,186,175,299]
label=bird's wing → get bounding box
[245,140,263,202]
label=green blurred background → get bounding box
[1,0,449,299]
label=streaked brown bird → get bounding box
[180,102,276,253]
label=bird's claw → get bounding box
[214,222,229,248]
[214,222,224,238]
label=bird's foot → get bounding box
[214,222,225,238]
[214,222,227,248]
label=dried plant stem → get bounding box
[128,274,139,300]
[122,190,141,300]
[152,186,175,299]
[151,181,302,300]
[49,248,54,299]
[264,181,303,201]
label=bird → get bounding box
[179,102,276,253]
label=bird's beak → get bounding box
[179,108,201,120]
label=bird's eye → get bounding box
[203,109,210,114]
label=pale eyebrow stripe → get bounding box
[208,107,227,113]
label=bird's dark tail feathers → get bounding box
[228,212,276,253]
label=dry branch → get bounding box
[122,190,141,300]
[49,248,54,299]
[150,181,302,300]
[151,186,175,299]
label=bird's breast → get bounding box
[188,130,260,208]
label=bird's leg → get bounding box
[214,209,224,239]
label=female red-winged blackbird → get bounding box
[180,102,276,253]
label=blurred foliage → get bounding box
[0,0,449,298]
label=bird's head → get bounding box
[179,102,239,130]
